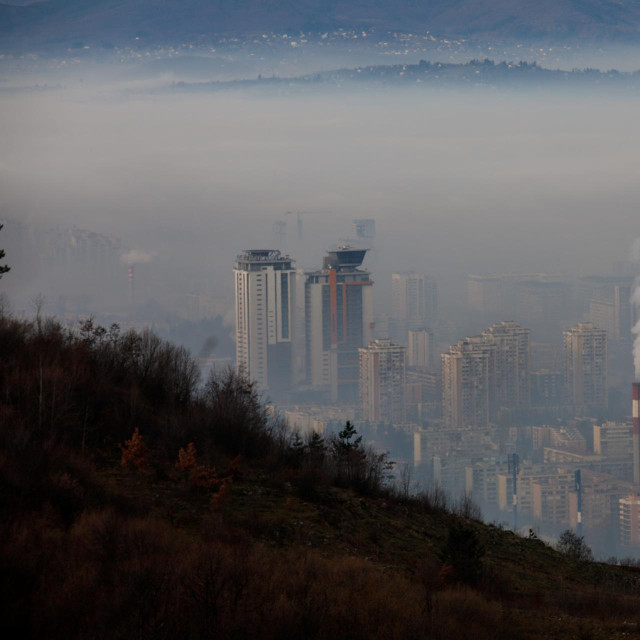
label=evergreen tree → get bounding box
[307,431,326,464]
[440,524,485,585]
[336,421,362,451]
[289,432,306,467]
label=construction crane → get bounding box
[284,210,326,244]
[272,220,287,249]
[575,469,583,536]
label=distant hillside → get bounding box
[164,58,640,93]
[2,0,640,51]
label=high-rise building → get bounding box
[391,272,437,342]
[582,276,637,343]
[467,273,568,330]
[305,246,374,403]
[352,219,376,242]
[594,422,633,457]
[530,370,564,406]
[234,249,296,392]
[483,321,530,409]
[467,275,506,315]
[619,495,640,547]
[292,268,307,385]
[442,336,496,428]
[514,280,571,327]
[563,322,608,409]
[359,339,406,424]
[408,328,435,369]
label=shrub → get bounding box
[557,529,593,562]
[440,524,485,586]
[430,587,504,640]
[175,442,199,472]
[119,428,150,472]
[200,367,274,458]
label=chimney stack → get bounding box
[634,383,639,484]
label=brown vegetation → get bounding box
[2,312,640,639]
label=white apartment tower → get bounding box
[305,246,374,403]
[234,250,296,392]
[359,339,406,424]
[563,322,608,409]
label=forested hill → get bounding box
[3,0,640,50]
[166,59,640,93]
[2,312,640,639]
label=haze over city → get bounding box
[4,2,640,637]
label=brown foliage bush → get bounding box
[210,478,231,511]
[175,442,198,472]
[1,504,434,640]
[119,428,150,472]
[430,587,505,640]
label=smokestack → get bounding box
[128,265,134,308]
[634,383,639,484]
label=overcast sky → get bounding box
[2,74,640,311]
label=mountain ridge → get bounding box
[3,0,640,51]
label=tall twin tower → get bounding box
[234,246,373,402]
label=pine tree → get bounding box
[289,432,306,467]
[307,431,326,465]
[333,421,365,488]
[440,524,485,585]
[336,421,362,451]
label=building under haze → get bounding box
[467,273,568,328]
[408,328,435,370]
[442,336,495,429]
[530,370,564,406]
[619,495,640,548]
[352,219,375,242]
[234,249,296,392]
[579,276,637,343]
[563,322,608,409]
[441,321,530,427]
[391,272,437,342]
[467,274,505,315]
[305,246,374,403]
[359,339,406,424]
[483,321,530,409]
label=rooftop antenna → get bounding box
[574,469,583,536]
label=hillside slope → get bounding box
[2,0,640,50]
[2,313,640,639]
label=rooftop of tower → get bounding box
[235,249,294,271]
[323,245,368,271]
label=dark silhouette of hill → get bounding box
[2,311,640,639]
[2,0,640,50]
[164,58,640,93]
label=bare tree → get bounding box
[398,462,414,499]
[0,224,9,279]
